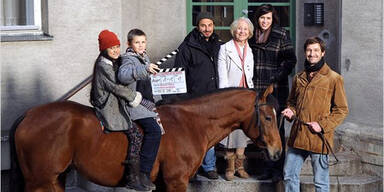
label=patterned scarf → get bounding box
[255,27,272,44]
[125,47,150,65]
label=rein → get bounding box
[254,98,274,144]
[289,115,339,167]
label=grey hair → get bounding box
[230,17,254,39]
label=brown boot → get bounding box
[235,154,250,179]
[224,154,236,181]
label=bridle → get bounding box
[253,96,276,145]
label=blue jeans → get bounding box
[201,147,216,172]
[136,118,162,174]
[284,147,329,192]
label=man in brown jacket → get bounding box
[281,37,348,192]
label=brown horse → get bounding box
[10,85,282,192]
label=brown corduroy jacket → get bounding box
[287,63,349,154]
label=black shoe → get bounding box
[125,158,150,191]
[125,176,150,191]
[140,172,156,190]
[271,174,283,182]
[256,172,273,180]
[204,170,219,180]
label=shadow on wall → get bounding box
[1,66,55,170]
[2,67,55,131]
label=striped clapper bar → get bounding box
[150,67,187,95]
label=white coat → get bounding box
[218,39,254,89]
[218,39,254,148]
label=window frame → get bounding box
[186,0,296,44]
[1,0,53,42]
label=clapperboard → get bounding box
[150,49,187,95]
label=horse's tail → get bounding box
[9,114,26,192]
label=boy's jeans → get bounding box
[201,147,216,172]
[136,117,162,174]
[284,147,329,192]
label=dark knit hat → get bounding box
[195,12,214,25]
[98,30,120,52]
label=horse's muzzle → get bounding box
[268,148,282,162]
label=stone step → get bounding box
[216,146,362,177]
[300,175,382,192]
[71,172,284,192]
[66,170,382,192]
[335,122,383,178]
[301,151,362,176]
[188,175,382,192]
[187,174,284,192]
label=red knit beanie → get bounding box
[98,30,120,52]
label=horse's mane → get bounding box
[156,87,252,106]
[266,94,280,112]
[156,87,279,112]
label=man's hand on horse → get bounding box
[281,108,294,119]
[307,122,322,133]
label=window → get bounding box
[187,0,295,43]
[1,0,52,42]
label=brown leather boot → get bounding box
[235,154,250,179]
[224,154,236,181]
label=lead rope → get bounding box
[284,115,339,168]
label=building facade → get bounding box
[1,0,382,179]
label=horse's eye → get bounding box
[265,116,272,121]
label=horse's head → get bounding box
[244,85,282,161]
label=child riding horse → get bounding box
[10,85,281,192]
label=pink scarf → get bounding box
[233,40,248,88]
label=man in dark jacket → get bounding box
[173,12,221,179]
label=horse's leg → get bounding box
[21,161,67,192]
[16,120,72,192]
[25,180,65,192]
[161,156,202,192]
[18,143,70,192]
[150,162,160,183]
[164,175,189,192]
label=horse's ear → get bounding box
[261,84,274,102]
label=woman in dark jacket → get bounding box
[90,29,148,191]
[249,4,297,181]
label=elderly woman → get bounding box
[218,17,254,181]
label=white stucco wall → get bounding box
[341,0,383,126]
[1,0,186,131]
[1,0,122,131]
[0,0,186,170]
[122,0,186,61]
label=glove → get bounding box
[140,98,156,111]
[129,91,142,107]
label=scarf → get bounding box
[233,40,248,88]
[255,27,272,44]
[304,57,325,72]
[125,47,149,65]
